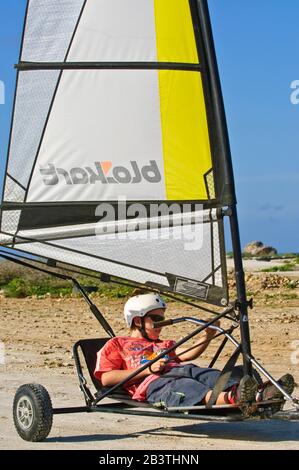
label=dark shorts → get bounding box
[146,364,241,408]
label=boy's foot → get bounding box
[228,375,258,405]
[256,373,295,402]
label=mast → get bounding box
[191,0,252,375]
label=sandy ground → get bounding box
[0,270,299,450]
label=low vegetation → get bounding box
[226,252,298,261]
[261,261,298,273]
[0,261,134,299]
[0,254,298,299]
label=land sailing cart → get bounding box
[0,0,298,441]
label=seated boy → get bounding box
[94,293,294,408]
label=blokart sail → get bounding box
[1,1,298,442]
[0,0,234,308]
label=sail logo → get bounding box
[39,160,162,185]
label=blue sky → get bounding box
[0,0,298,253]
[209,0,299,252]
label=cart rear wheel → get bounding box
[13,383,53,442]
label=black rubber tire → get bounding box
[13,383,53,442]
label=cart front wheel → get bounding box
[13,383,53,442]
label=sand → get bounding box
[0,270,299,450]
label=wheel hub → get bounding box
[17,396,34,430]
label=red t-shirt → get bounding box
[94,336,180,401]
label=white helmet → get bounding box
[124,293,167,327]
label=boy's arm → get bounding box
[101,359,167,387]
[175,321,220,362]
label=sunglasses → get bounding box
[147,314,165,323]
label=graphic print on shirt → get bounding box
[121,342,170,369]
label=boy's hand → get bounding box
[205,319,220,339]
[148,358,167,374]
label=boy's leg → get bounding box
[202,390,230,405]
[203,375,258,405]
[256,374,295,402]
[203,373,295,406]
[147,375,214,408]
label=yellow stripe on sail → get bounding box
[157,70,212,200]
[154,1,211,200]
[154,0,199,63]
